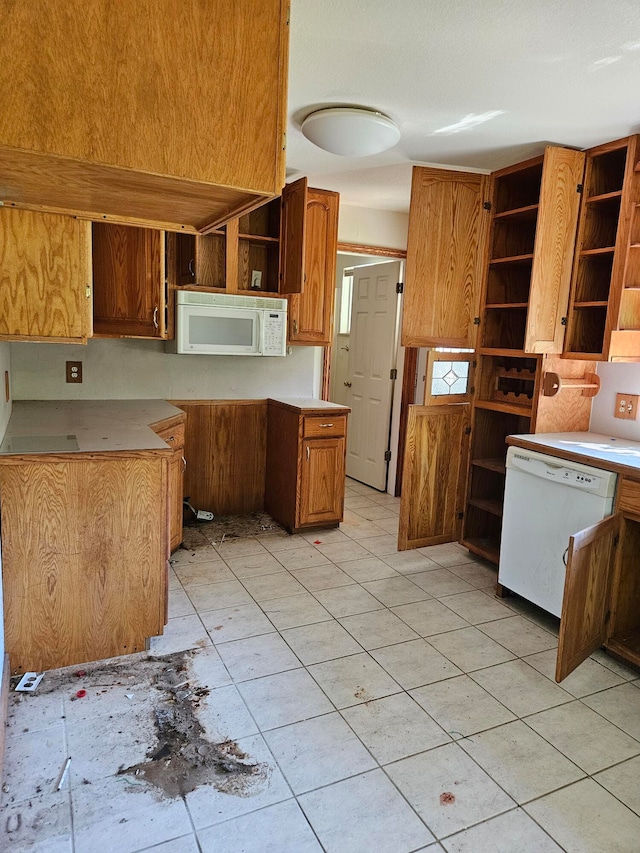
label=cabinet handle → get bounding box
[318,423,334,428]
[344,381,352,388]
[293,319,298,335]
[153,306,159,329]
[188,259,195,277]
[306,446,310,461]
[182,455,187,473]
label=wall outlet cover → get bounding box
[66,361,83,383]
[614,392,639,419]
[250,270,263,289]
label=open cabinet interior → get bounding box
[607,515,640,667]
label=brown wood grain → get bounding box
[616,478,640,516]
[525,147,585,353]
[92,223,166,338]
[264,402,302,531]
[533,355,595,433]
[0,654,9,785]
[0,456,168,673]
[175,401,267,516]
[609,516,640,643]
[288,189,339,344]
[298,437,346,526]
[336,242,407,259]
[280,178,308,295]
[302,416,347,438]
[556,514,619,681]
[0,0,288,230]
[402,167,489,349]
[151,415,186,552]
[398,404,471,549]
[0,208,91,342]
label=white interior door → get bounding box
[345,260,402,490]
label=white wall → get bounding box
[10,338,319,401]
[339,205,409,250]
[591,363,640,441]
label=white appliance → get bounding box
[498,446,617,617]
[169,291,287,356]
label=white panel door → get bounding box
[345,261,402,490]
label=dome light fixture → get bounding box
[301,107,400,157]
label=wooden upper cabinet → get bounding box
[524,147,585,353]
[0,208,92,343]
[398,403,471,550]
[401,167,490,349]
[286,186,339,345]
[0,0,289,232]
[92,223,167,339]
[280,178,309,295]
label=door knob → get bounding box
[344,381,352,387]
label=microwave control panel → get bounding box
[262,311,287,356]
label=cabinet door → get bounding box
[280,177,308,295]
[0,208,92,343]
[288,189,339,344]
[556,513,619,682]
[401,167,489,349]
[92,223,167,338]
[398,403,471,549]
[525,146,585,354]
[299,437,345,526]
[169,450,185,552]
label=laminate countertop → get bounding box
[0,400,185,456]
[508,432,640,478]
[268,398,351,414]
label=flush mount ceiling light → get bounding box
[301,107,400,157]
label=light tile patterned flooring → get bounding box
[3,478,640,852]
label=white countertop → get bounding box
[0,400,184,455]
[508,432,640,475]
[269,397,351,412]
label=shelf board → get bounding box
[580,246,615,257]
[573,301,609,308]
[479,347,535,358]
[585,190,623,205]
[474,398,533,417]
[460,536,500,566]
[468,497,504,518]
[493,204,539,221]
[471,457,506,475]
[489,253,534,266]
[238,233,280,244]
[484,303,528,310]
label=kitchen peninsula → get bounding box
[0,400,185,674]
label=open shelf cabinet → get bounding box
[564,135,640,360]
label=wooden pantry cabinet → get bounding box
[265,400,349,533]
[0,0,289,232]
[0,207,92,343]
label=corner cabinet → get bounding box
[0,208,92,343]
[281,179,339,345]
[151,414,186,552]
[556,476,640,681]
[265,400,349,533]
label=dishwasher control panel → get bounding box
[557,468,600,489]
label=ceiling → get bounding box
[286,0,640,212]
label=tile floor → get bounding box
[3,477,640,852]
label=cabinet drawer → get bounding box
[303,415,346,438]
[618,478,640,516]
[155,422,185,450]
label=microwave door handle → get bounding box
[256,313,262,354]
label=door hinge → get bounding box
[473,317,481,325]
[282,132,287,152]
[396,282,404,294]
[577,183,583,194]
[464,426,471,435]
[469,386,475,395]
[613,534,619,547]
[561,316,568,326]
[86,284,91,298]
[483,201,492,210]
[390,368,398,380]
[457,511,464,520]
[605,609,611,624]
[384,450,392,462]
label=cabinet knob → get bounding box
[344,381,352,388]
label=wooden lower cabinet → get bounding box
[265,401,349,533]
[152,414,186,552]
[556,479,640,681]
[0,453,169,673]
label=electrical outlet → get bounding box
[66,361,83,383]
[614,392,639,419]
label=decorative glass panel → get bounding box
[430,360,470,397]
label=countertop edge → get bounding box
[508,435,640,480]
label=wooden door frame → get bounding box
[321,242,408,492]
[321,242,407,402]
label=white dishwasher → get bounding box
[498,446,617,617]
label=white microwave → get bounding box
[168,291,288,356]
